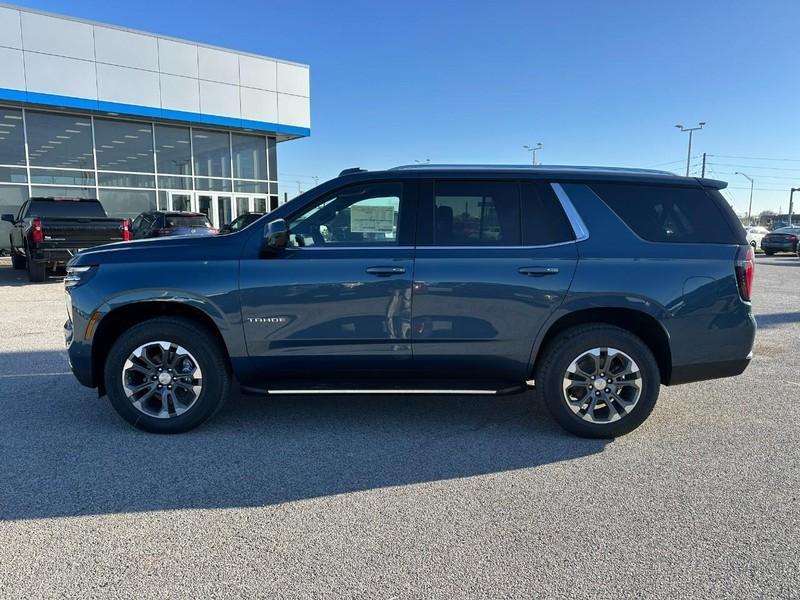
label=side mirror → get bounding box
[264,218,289,249]
[1,214,14,223]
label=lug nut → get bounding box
[605,388,610,393]
[157,384,162,389]
[590,375,595,380]
[595,391,600,396]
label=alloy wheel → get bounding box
[561,347,642,424]
[121,341,203,419]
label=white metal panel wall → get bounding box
[0,5,311,131]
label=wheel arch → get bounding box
[92,301,233,395]
[532,307,672,384]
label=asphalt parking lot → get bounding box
[0,255,797,599]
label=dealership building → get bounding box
[0,3,310,249]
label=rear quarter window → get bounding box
[590,183,743,244]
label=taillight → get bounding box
[31,217,44,243]
[735,245,755,302]
[120,219,131,241]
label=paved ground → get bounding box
[0,255,797,599]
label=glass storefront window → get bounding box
[158,175,192,190]
[195,177,232,192]
[0,184,29,218]
[234,180,268,194]
[98,189,156,219]
[30,186,95,199]
[0,108,25,166]
[232,133,267,180]
[0,167,27,184]
[26,111,94,169]
[267,137,277,181]
[155,125,192,175]
[193,129,230,178]
[30,169,95,186]
[254,198,267,212]
[95,119,154,173]
[98,173,155,188]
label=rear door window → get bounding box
[433,181,520,245]
[521,182,575,245]
[590,183,741,244]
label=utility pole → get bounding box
[790,188,800,226]
[523,143,543,165]
[675,122,705,176]
[736,172,754,225]
[701,153,707,178]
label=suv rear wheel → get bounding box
[104,317,231,433]
[535,325,660,438]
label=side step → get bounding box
[240,380,530,397]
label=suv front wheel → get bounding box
[535,325,660,438]
[104,317,231,433]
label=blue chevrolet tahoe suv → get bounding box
[64,165,756,438]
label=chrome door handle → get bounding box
[518,266,559,276]
[366,266,406,276]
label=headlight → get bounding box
[64,265,96,289]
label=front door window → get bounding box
[287,182,402,247]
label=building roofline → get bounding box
[0,1,309,68]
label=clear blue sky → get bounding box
[14,0,800,214]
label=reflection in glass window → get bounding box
[99,189,156,219]
[0,186,29,229]
[94,119,154,172]
[254,198,267,212]
[30,169,95,186]
[267,137,277,181]
[193,129,230,178]
[155,125,192,175]
[288,182,402,247]
[97,173,155,188]
[433,181,520,246]
[236,197,250,215]
[30,185,95,199]
[0,168,27,183]
[232,134,266,180]
[234,180,268,194]
[26,111,94,169]
[0,108,25,166]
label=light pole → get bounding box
[675,122,705,176]
[736,172,754,225]
[524,143,543,165]
[790,187,800,226]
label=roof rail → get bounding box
[389,164,677,176]
[339,167,368,176]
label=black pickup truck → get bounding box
[3,197,129,282]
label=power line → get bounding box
[707,154,800,163]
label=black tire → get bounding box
[27,258,46,282]
[104,317,231,433]
[10,250,26,270]
[534,324,660,438]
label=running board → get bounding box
[240,382,528,396]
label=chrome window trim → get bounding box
[550,182,590,242]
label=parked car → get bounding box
[760,226,800,255]
[3,197,129,282]
[220,212,265,234]
[64,165,755,438]
[745,226,769,252]
[129,211,216,239]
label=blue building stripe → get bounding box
[0,87,310,137]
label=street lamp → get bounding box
[523,143,543,166]
[675,122,705,176]
[790,187,800,226]
[735,171,754,225]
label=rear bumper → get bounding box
[30,247,81,264]
[666,353,752,385]
[760,240,796,252]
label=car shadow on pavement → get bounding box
[0,351,609,520]
[755,312,800,328]
[0,261,64,286]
